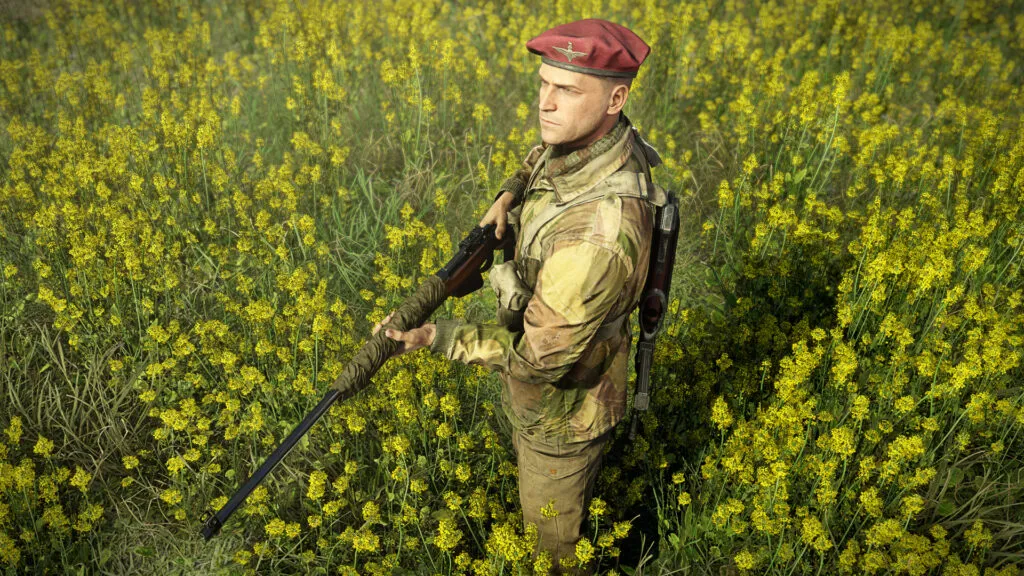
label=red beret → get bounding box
[526,19,650,79]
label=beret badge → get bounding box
[553,41,587,63]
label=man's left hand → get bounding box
[372,310,436,357]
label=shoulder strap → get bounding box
[628,127,668,208]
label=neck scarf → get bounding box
[544,114,629,179]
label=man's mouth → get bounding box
[541,118,558,125]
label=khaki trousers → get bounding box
[512,429,611,575]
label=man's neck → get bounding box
[558,113,622,154]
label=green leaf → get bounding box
[668,532,681,548]
[948,466,964,487]
[793,167,808,184]
[936,497,956,516]
[431,508,454,522]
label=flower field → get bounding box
[1,0,1022,574]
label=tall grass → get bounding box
[0,0,1022,574]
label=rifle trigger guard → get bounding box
[480,251,494,273]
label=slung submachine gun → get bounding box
[629,189,680,441]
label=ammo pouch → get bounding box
[489,260,531,333]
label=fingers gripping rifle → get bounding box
[200,222,514,540]
[629,190,680,441]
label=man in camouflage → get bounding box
[374,19,664,573]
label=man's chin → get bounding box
[540,129,566,146]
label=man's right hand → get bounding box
[479,191,516,241]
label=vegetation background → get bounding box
[0,0,1022,574]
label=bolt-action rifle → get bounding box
[629,190,679,440]
[200,221,515,540]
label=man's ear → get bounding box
[606,83,629,115]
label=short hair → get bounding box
[600,76,632,99]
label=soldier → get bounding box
[373,18,665,574]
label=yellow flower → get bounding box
[894,395,915,414]
[850,395,870,420]
[472,102,491,123]
[160,489,182,506]
[34,436,54,458]
[361,500,380,524]
[69,467,91,494]
[455,462,471,482]
[233,550,251,566]
[307,470,327,501]
[434,516,462,551]
[352,528,379,553]
[439,394,460,417]
[4,416,22,444]
[860,487,884,517]
[965,520,992,550]
[575,537,595,564]
[735,550,756,570]
[264,518,286,537]
[540,499,559,519]
[711,396,734,431]
[516,102,530,121]
[801,516,833,552]
[166,455,186,474]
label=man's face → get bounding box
[537,62,616,148]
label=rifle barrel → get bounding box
[201,388,343,540]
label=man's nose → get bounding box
[539,86,555,111]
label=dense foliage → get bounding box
[0,0,1021,574]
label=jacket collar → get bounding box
[529,114,637,205]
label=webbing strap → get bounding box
[591,306,632,342]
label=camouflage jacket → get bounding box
[431,113,661,444]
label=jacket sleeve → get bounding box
[430,239,630,385]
